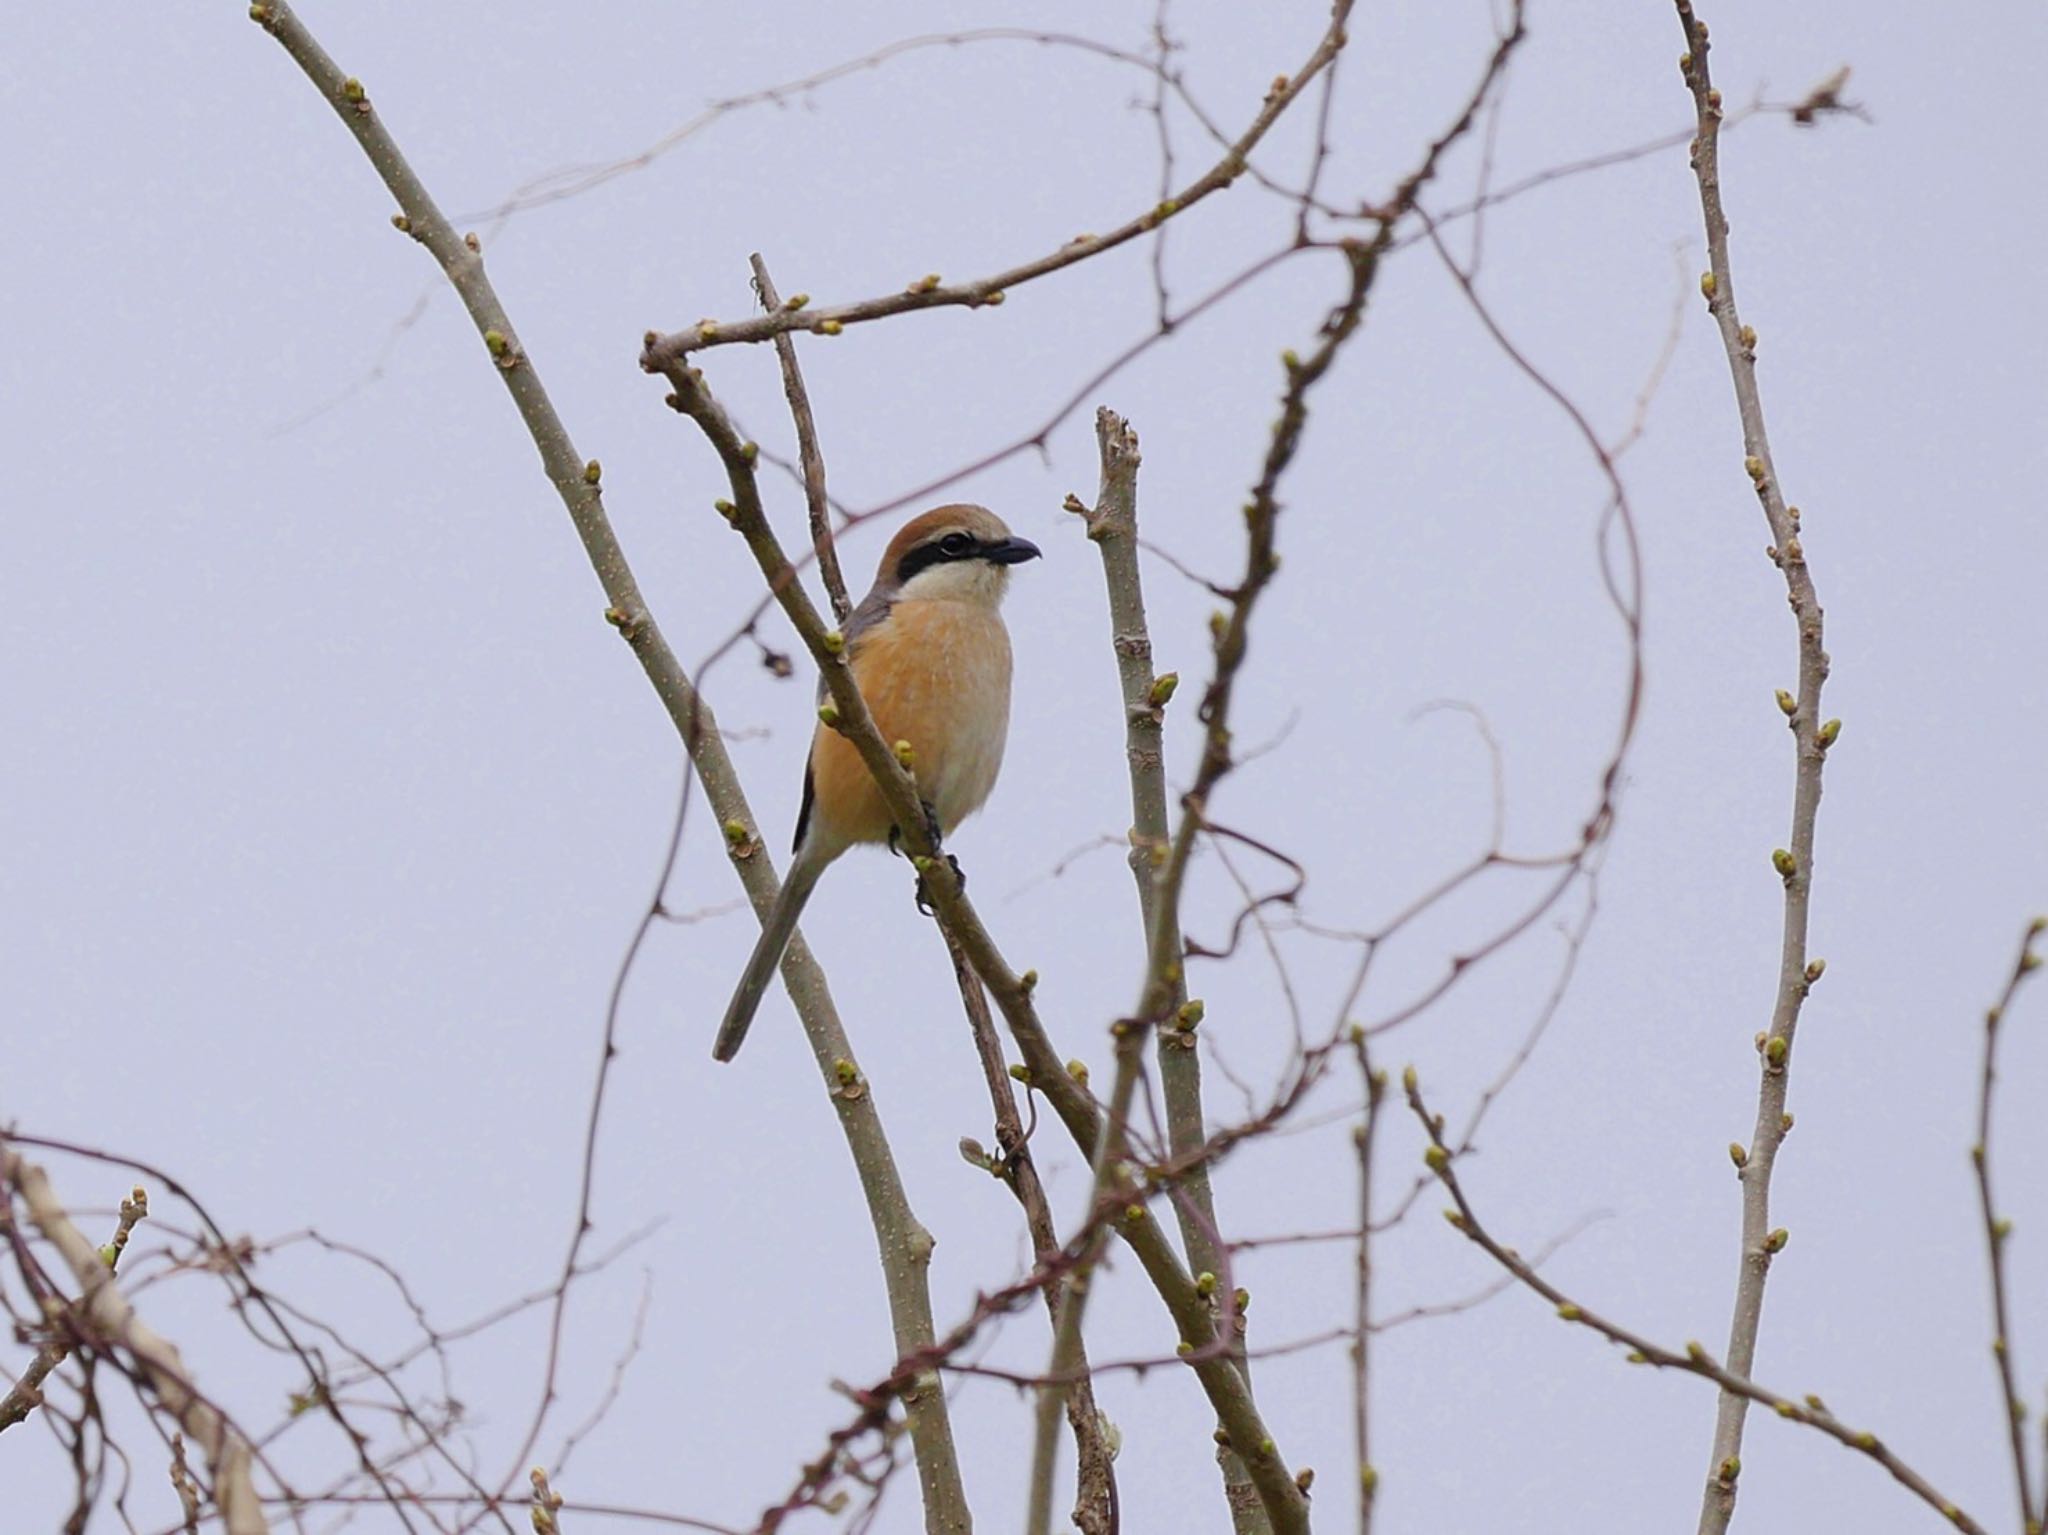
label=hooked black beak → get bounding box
[986,536,1042,565]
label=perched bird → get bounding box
[714,504,1041,1060]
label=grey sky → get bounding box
[5,1,2044,1531]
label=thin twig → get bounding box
[1672,10,1838,1529]
[1971,917,2047,1530]
[640,4,1357,365]
[2,1149,267,1535]
[1066,407,1263,1526]
[1,1183,147,1433]
[1401,1078,1991,1535]
[1025,1019,1145,1535]
[947,932,1117,1535]
[748,254,849,624]
[1352,1041,1385,1534]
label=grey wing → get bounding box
[794,588,893,852]
[793,763,815,853]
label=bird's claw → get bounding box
[913,853,965,917]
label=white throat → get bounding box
[897,559,1011,608]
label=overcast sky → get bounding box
[5,2,2045,1532]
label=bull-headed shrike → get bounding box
[714,504,1041,1060]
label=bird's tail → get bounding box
[713,849,827,1061]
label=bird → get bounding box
[713,504,1041,1061]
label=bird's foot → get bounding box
[913,854,965,917]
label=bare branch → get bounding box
[650,355,1312,1535]
[244,5,969,1524]
[1,1182,146,1434]
[948,932,1116,1535]
[1401,1079,1991,1535]
[1067,407,1265,1525]
[1671,10,1840,1529]
[2,1149,265,1535]
[749,254,849,625]
[1972,917,2048,1529]
[1352,1043,1386,1534]
[640,4,1357,365]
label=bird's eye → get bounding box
[938,532,974,556]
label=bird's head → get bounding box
[879,504,1041,606]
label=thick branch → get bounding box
[1672,9,1838,1530]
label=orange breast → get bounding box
[807,599,1014,854]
